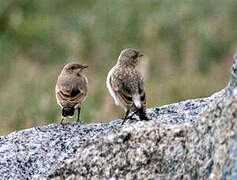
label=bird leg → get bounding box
[128,111,137,120]
[121,109,130,125]
[77,108,81,122]
[60,117,64,124]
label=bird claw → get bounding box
[77,120,83,124]
[128,117,137,121]
[60,122,65,128]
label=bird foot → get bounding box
[128,117,137,120]
[60,122,65,128]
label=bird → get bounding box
[106,48,149,125]
[55,62,88,124]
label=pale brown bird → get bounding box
[106,48,149,125]
[55,62,88,124]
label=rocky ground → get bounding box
[49,88,237,180]
[0,54,236,179]
[0,95,218,179]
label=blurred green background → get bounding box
[0,0,236,135]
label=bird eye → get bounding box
[71,66,75,70]
[133,54,138,58]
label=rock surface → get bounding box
[47,53,237,180]
[49,88,237,180]
[0,54,236,179]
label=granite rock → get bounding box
[47,89,237,180]
[47,53,237,179]
[0,54,236,179]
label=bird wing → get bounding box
[110,76,133,107]
[56,81,86,107]
[109,68,146,109]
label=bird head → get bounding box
[63,62,88,75]
[118,48,144,67]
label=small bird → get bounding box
[106,48,149,125]
[55,62,88,124]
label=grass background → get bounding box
[0,0,236,135]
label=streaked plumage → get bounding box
[106,48,148,125]
[55,62,88,124]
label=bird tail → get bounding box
[131,103,148,121]
[131,95,149,120]
[62,102,74,117]
[136,107,149,121]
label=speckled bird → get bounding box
[106,48,149,125]
[55,62,88,124]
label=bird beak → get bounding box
[138,53,144,58]
[81,65,89,69]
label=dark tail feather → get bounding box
[62,104,74,117]
[131,104,149,121]
[137,108,149,120]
